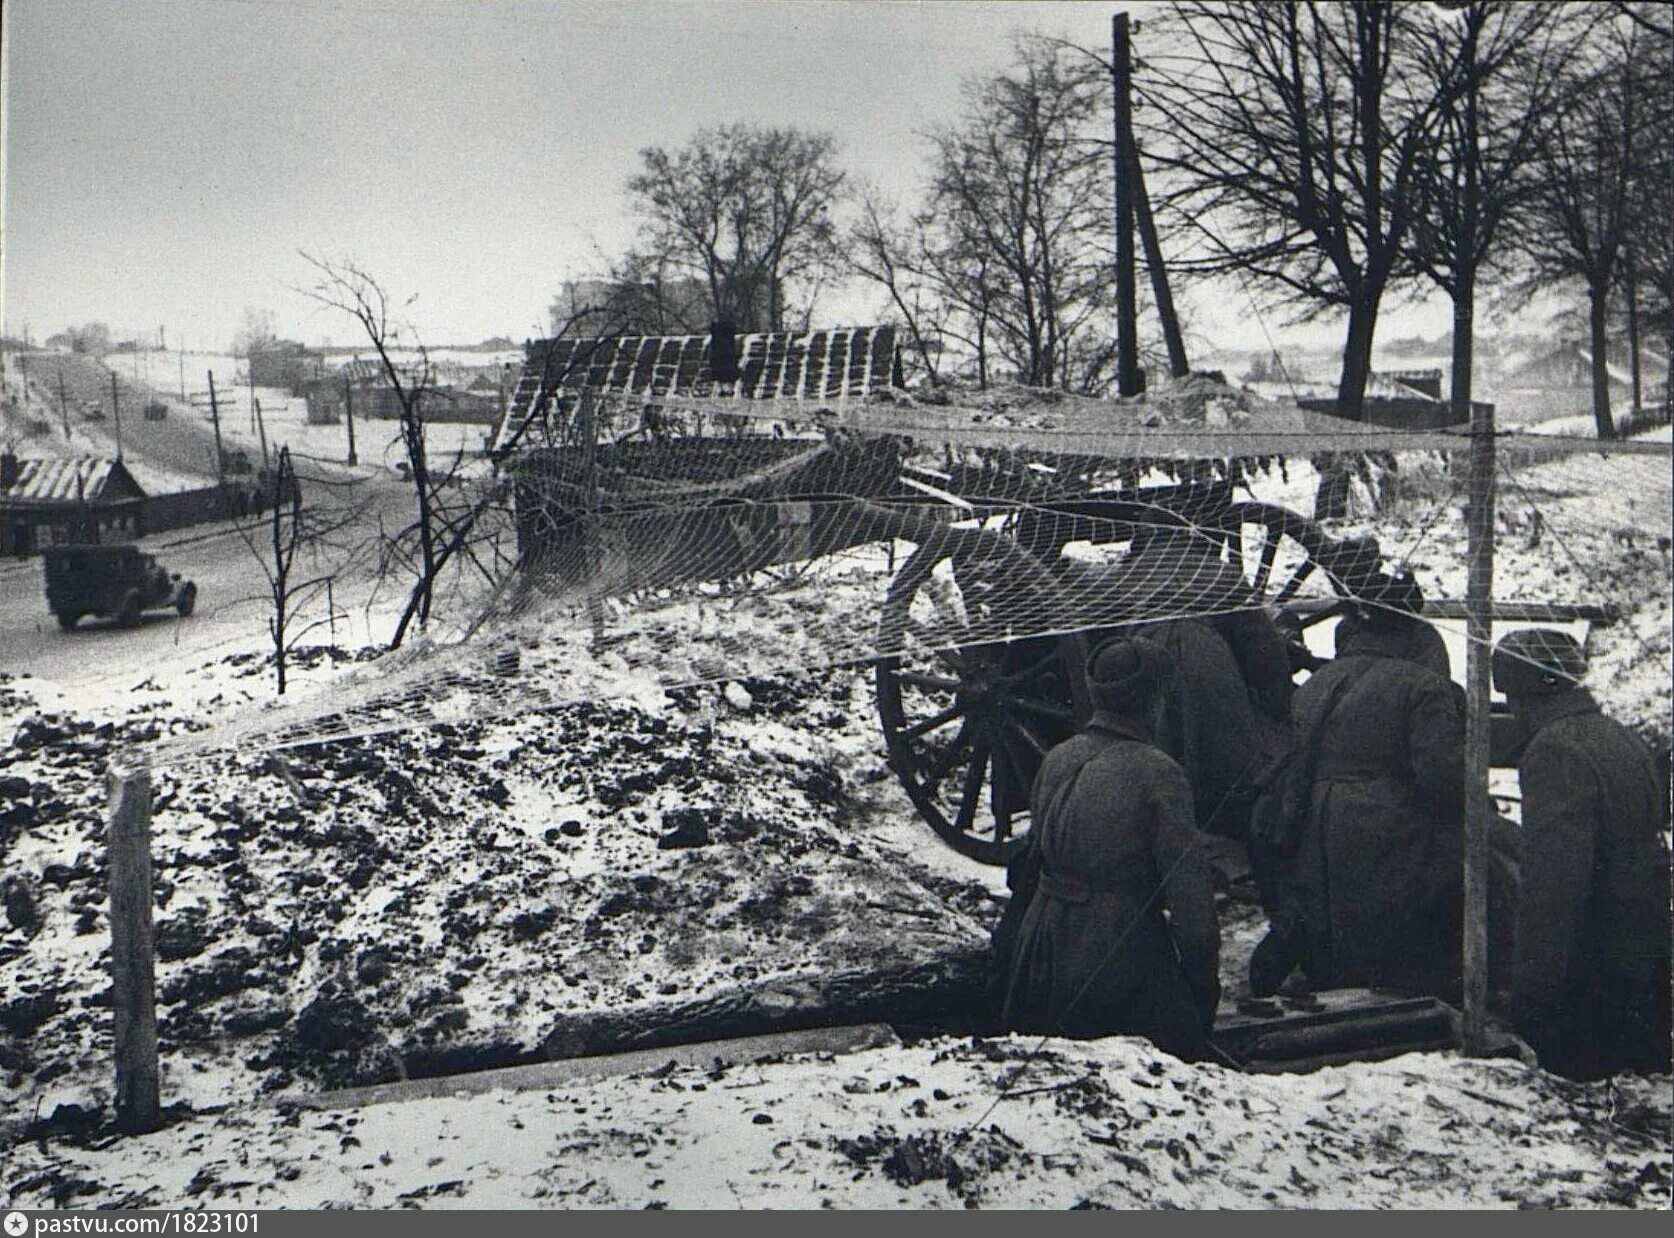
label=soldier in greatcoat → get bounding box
[999,637,1221,1060]
[1494,628,1672,1080]
[1280,582,1470,997]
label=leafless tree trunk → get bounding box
[1408,2,1580,425]
[1143,2,1463,420]
[237,446,369,695]
[917,37,1115,392]
[1515,15,1657,440]
[627,125,846,332]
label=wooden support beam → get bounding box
[108,757,160,1133]
[300,1024,899,1112]
[1127,141,1189,380]
[1461,392,1497,1054]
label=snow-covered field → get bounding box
[1,431,1669,1209]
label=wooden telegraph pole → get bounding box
[109,372,125,461]
[1112,12,1142,397]
[107,756,160,1133]
[207,371,227,489]
[57,368,72,440]
[343,373,358,466]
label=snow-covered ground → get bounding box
[1,424,1669,1209]
[5,1036,1667,1209]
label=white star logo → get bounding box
[4,1212,29,1237]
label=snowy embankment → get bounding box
[1,433,1669,1209]
[4,1033,1668,1208]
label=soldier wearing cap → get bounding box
[998,636,1221,1059]
[1494,628,1671,1079]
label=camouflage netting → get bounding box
[143,354,1672,773]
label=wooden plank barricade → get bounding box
[108,755,161,1133]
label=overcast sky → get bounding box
[2,0,1444,355]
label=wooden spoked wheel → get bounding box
[875,535,1083,866]
[1212,501,1359,658]
[876,501,1359,866]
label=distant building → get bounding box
[249,341,327,392]
[1490,339,1674,426]
[1297,368,1478,430]
[552,276,712,338]
[0,453,147,556]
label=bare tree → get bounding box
[849,188,946,383]
[237,446,369,695]
[1144,2,1463,419]
[231,307,279,359]
[65,323,113,357]
[627,125,846,332]
[1618,12,1674,420]
[299,254,452,640]
[1514,15,1654,438]
[1407,2,1582,425]
[917,37,1117,391]
[302,253,640,648]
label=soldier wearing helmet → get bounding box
[1494,628,1671,1080]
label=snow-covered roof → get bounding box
[0,454,146,505]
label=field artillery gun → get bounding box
[511,419,1409,863]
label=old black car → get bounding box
[43,543,197,630]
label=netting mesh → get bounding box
[142,346,1672,776]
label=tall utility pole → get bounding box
[1111,12,1142,397]
[207,370,227,488]
[57,369,71,441]
[110,372,125,461]
[343,374,358,466]
[254,398,270,470]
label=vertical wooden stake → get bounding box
[580,393,606,650]
[108,757,160,1133]
[1461,394,1496,1054]
[254,398,270,471]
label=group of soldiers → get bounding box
[993,542,1672,1081]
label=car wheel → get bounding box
[117,590,143,628]
[176,582,197,618]
[56,611,78,632]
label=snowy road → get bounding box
[0,482,413,695]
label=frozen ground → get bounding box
[0,426,1669,1209]
[5,1037,1668,1209]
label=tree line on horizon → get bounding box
[555,0,1670,440]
